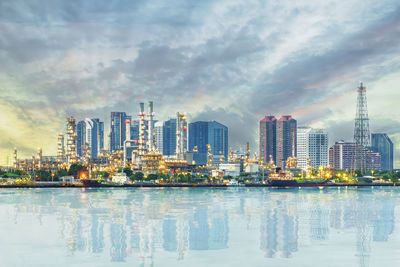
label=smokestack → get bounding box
[140,102,145,114]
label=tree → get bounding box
[56,169,68,178]
[148,174,158,180]
[133,172,144,180]
[35,170,51,181]
[68,164,87,178]
[157,172,168,181]
[123,167,133,177]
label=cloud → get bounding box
[0,0,400,167]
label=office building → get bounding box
[189,121,228,165]
[77,118,104,158]
[110,112,127,151]
[371,133,394,171]
[76,120,86,157]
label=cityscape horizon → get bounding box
[2,82,397,170]
[1,1,400,168]
[2,1,400,267]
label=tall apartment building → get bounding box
[297,127,328,170]
[260,116,277,164]
[259,115,297,168]
[276,116,297,168]
[189,121,228,165]
[329,141,380,171]
[371,133,394,171]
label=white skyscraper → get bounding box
[155,121,164,154]
[297,127,328,170]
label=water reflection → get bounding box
[0,187,399,266]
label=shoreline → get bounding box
[0,183,395,188]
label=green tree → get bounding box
[35,170,51,181]
[56,169,68,178]
[123,168,133,177]
[133,172,144,180]
[148,174,158,180]
[68,164,88,178]
[156,172,168,181]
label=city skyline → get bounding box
[1,1,400,166]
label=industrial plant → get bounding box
[3,82,396,186]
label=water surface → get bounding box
[0,187,399,267]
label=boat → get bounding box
[81,179,102,187]
[227,180,242,186]
[268,178,298,187]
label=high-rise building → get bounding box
[371,133,393,171]
[155,121,164,153]
[76,120,86,157]
[260,116,277,164]
[276,116,297,168]
[110,112,127,151]
[86,118,104,158]
[189,121,228,165]
[163,118,177,156]
[77,118,104,158]
[297,127,328,170]
[329,141,380,171]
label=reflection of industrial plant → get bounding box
[5,188,397,266]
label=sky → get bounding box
[0,0,399,167]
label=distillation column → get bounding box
[176,112,187,160]
[147,101,154,152]
[66,117,78,167]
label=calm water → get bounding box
[0,187,399,267]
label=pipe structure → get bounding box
[176,112,187,160]
[13,148,18,169]
[37,148,42,169]
[147,101,154,152]
[66,117,77,167]
[138,103,146,156]
[123,139,139,167]
[57,133,65,160]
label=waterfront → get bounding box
[1,187,400,266]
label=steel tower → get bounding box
[354,82,371,147]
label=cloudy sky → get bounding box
[0,0,399,166]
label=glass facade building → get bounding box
[110,112,127,151]
[371,133,394,171]
[189,121,228,165]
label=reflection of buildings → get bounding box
[189,206,229,250]
[163,216,177,251]
[6,188,400,266]
[90,214,104,253]
[260,206,298,258]
[110,224,127,262]
[373,202,395,242]
[309,202,329,241]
